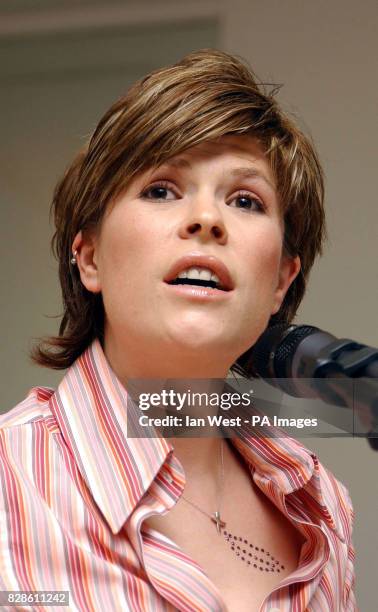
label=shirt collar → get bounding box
[230,430,347,541]
[49,338,173,534]
[49,339,346,541]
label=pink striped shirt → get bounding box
[0,339,357,611]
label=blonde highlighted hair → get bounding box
[32,49,326,375]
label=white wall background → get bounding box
[0,1,377,609]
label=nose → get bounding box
[178,193,228,245]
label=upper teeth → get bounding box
[176,267,221,284]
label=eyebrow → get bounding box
[228,167,275,190]
[159,160,275,190]
[160,158,191,169]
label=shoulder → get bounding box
[0,386,56,484]
[0,387,54,430]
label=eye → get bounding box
[140,180,178,201]
[228,191,265,213]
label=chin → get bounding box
[164,322,241,360]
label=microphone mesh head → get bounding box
[274,325,316,377]
[252,324,317,377]
[251,324,288,377]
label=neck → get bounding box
[103,332,236,381]
[102,335,238,482]
[171,436,223,480]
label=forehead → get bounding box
[156,135,276,190]
[168,134,266,160]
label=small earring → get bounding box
[70,250,78,265]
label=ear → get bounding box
[271,255,301,315]
[72,230,101,294]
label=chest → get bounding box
[144,464,305,611]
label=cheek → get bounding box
[242,227,283,289]
[97,210,167,328]
[99,209,159,272]
[236,235,283,347]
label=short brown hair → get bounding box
[32,48,326,374]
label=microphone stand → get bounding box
[300,338,378,451]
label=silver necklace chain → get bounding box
[180,438,226,533]
[178,438,286,573]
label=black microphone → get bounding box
[249,324,378,450]
[251,324,378,381]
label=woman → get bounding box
[0,50,356,611]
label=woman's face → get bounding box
[76,135,300,378]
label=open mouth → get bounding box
[168,278,219,289]
[164,255,234,293]
[166,267,227,291]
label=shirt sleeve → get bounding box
[341,485,358,611]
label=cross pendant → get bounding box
[211,511,226,534]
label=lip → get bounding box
[164,253,235,292]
